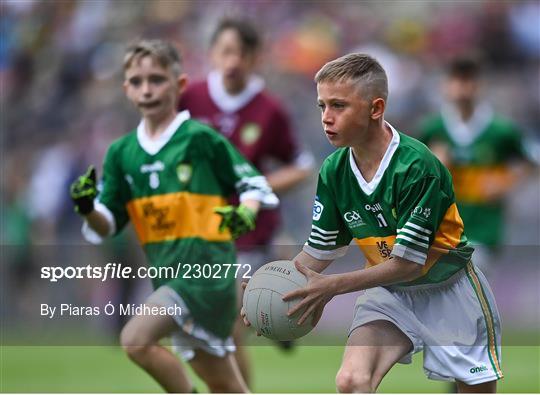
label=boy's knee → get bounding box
[120,324,153,363]
[336,369,375,393]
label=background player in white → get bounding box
[243,53,502,393]
[180,18,314,386]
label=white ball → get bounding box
[242,260,314,341]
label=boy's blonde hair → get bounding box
[315,53,388,101]
[124,39,182,77]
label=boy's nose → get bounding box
[322,110,333,125]
[141,81,152,96]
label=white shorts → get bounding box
[350,262,503,385]
[146,286,235,361]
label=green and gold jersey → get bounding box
[84,111,277,338]
[304,124,473,286]
[420,105,529,246]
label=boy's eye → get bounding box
[332,102,345,109]
[149,75,166,84]
[317,103,325,110]
[129,77,141,86]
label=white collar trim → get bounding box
[441,102,493,146]
[349,122,400,195]
[137,110,190,155]
[207,70,265,113]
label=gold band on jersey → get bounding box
[420,202,465,273]
[451,165,514,204]
[354,203,464,274]
[354,236,396,267]
[465,262,503,379]
[126,192,231,244]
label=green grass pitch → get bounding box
[1,345,538,392]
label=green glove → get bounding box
[214,204,256,240]
[70,165,97,215]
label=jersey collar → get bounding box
[349,122,400,196]
[137,110,191,155]
[207,70,265,113]
[441,102,494,146]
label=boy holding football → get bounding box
[244,53,502,392]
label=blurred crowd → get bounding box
[1,0,539,332]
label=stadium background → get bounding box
[1,0,538,392]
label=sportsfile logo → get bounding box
[343,210,366,228]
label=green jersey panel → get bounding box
[92,113,276,338]
[420,111,529,246]
[305,126,473,286]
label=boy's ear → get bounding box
[177,73,188,95]
[370,98,385,120]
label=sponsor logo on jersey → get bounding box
[412,206,431,220]
[176,163,192,184]
[469,365,488,374]
[376,240,393,259]
[216,113,238,137]
[344,210,366,228]
[140,161,165,173]
[364,203,383,213]
[142,202,175,231]
[313,200,324,221]
[240,123,261,145]
[141,161,165,189]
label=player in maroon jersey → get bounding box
[179,18,313,387]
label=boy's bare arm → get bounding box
[84,211,112,238]
[265,164,312,193]
[284,256,423,325]
[293,250,334,274]
[328,256,422,296]
[240,199,261,215]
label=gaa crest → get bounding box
[240,123,261,145]
[176,163,192,184]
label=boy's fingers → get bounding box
[282,287,306,301]
[86,165,96,179]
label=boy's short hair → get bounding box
[210,18,261,54]
[447,56,481,79]
[124,39,182,77]
[315,53,388,101]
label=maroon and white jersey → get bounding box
[179,71,312,250]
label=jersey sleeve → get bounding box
[210,133,279,209]
[97,144,131,232]
[303,173,352,260]
[81,144,131,244]
[505,125,535,163]
[392,175,450,265]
